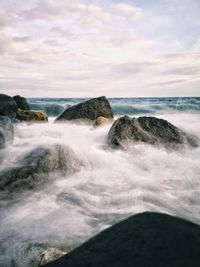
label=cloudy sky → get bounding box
[0,0,200,97]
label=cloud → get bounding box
[111,3,143,20]
[0,0,199,97]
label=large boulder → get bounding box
[0,116,14,148]
[0,94,18,119]
[13,95,30,110]
[55,96,113,122]
[107,115,197,149]
[16,109,48,122]
[0,144,86,195]
[44,212,200,267]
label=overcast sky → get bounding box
[0,0,200,97]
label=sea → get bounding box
[0,97,200,266]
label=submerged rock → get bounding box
[107,115,197,149]
[0,116,14,148]
[0,94,18,119]
[13,95,30,110]
[55,96,113,122]
[44,212,200,267]
[16,109,48,122]
[40,248,66,266]
[0,144,86,194]
[95,116,113,127]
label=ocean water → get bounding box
[0,97,200,266]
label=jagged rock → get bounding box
[95,116,113,126]
[16,109,48,122]
[40,248,66,266]
[55,96,113,122]
[44,212,200,267]
[107,115,197,149]
[13,95,30,110]
[0,116,14,148]
[0,94,18,119]
[0,144,86,194]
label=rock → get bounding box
[95,116,113,126]
[0,144,86,195]
[0,94,18,119]
[44,212,200,267]
[40,248,66,266]
[107,115,197,149]
[55,96,113,122]
[0,116,14,148]
[13,95,30,110]
[16,109,48,122]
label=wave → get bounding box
[28,97,200,117]
[29,103,65,117]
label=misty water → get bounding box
[0,98,200,266]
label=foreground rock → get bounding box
[107,115,197,149]
[44,212,200,267]
[13,95,30,110]
[56,96,113,122]
[40,248,66,266]
[0,116,14,148]
[0,94,18,119]
[16,109,48,122]
[0,144,86,195]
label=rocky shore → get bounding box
[0,94,199,266]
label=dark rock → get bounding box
[13,95,30,110]
[16,109,48,122]
[44,212,200,267]
[0,144,86,195]
[0,116,14,148]
[55,96,113,122]
[107,115,197,149]
[0,94,18,118]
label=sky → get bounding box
[0,0,200,97]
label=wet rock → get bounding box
[55,96,113,122]
[40,248,66,266]
[0,116,14,148]
[107,115,197,149]
[16,109,48,122]
[13,95,30,110]
[44,212,200,267]
[0,94,18,119]
[95,116,113,127]
[0,144,86,194]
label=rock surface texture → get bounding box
[16,109,48,122]
[44,212,200,267]
[0,94,18,119]
[13,95,30,110]
[107,115,197,149]
[0,116,14,148]
[0,144,86,195]
[56,96,113,121]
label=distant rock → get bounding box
[13,95,30,110]
[0,144,86,195]
[16,109,48,122]
[0,94,18,119]
[44,212,200,267]
[55,96,113,122]
[95,116,113,127]
[0,116,14,148]
[40,248,66,266]
[107,115,197,149]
